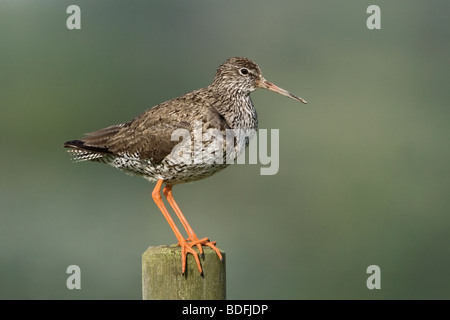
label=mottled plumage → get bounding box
[64,57,306,275]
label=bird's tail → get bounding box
[64,123,126,161]
[63,140,111,162]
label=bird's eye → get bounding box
[239,68,249,76]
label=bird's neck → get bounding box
[207,86,258,130]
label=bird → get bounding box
[64,57,307,275]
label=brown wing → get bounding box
[64,88,230,164]
[106,90,231,163]
[107,120,191,163]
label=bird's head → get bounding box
[211,57,307,104]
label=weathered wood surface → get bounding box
[142,245,226,300]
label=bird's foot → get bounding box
[178,236,223,262]
[178,238,203,275]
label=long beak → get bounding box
[256,77,307,104]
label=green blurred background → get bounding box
[1,0,449,299]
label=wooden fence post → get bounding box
[142,245,226,300]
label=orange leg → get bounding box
[163,185,223,262]
[151,179,202,275]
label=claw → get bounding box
[204,241,223,262]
